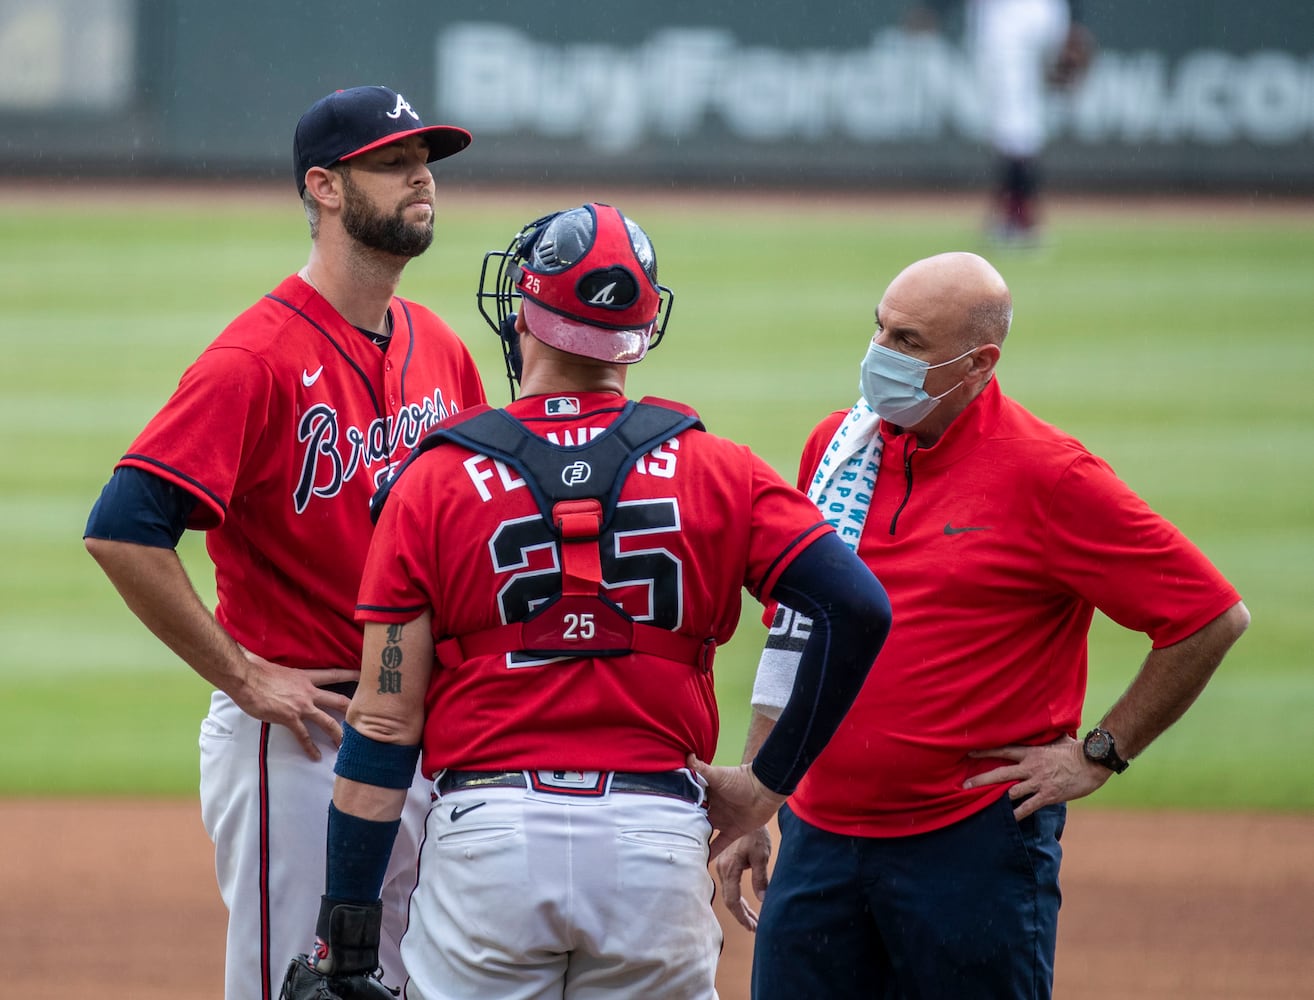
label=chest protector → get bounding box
[375,397,717,673]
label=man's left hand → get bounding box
[963,736,1108,819]
[686,754,787,861]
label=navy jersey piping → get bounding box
[119,454,228,516]
[754,520,831,601]
[265,293,383,417]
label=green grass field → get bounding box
[1,184,1310,809]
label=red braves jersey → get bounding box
[117,273,486,671]
[784,378,1241,837]
[357,391,832,776]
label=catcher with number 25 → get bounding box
[279,202,892,999]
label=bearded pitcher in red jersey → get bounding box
[84,86,485,1000]
[717,251,1249,1000]
[277,203,892,1000]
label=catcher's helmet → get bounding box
[478,203,673,397]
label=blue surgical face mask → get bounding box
[859,340,976,427]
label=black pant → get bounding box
[753,796,1066,1000]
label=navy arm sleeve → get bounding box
[84,466,198,548]
[751,531,892,796]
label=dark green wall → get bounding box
[2,0,1311,190]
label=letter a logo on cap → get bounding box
[388,94,419,121]
[588,282,618,306]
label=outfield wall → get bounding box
[1,0,1311,191]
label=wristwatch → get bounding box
[1082,727,1129,774]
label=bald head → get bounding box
[884,252,1013,353]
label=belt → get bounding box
[436,769,705,806]
[321,681,359,698]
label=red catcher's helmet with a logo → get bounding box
[516,202,663,364]
[478,203,674,395]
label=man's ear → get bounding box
[303,166,342,209]
[970,343,1001,383]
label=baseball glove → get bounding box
[1047,23,1096,89]
[280,955,397,1000]
[279,897,399,1000]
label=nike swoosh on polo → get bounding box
[301,366,323,387]
[943,522,992,535]
[450,801,488,822]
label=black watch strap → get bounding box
[1083,726,1130,774]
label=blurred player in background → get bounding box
[908,0,1096,244]
[277,202,892,1000]
[84,85,485,999]
[717,251,1248,999]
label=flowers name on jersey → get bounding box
[294,388,455,512]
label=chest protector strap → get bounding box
[413,398,716,672]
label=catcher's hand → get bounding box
[279,955,397,1000]
[1048,23,1096,89]
[279,897,398,1000]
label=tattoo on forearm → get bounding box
[378,623,404,695]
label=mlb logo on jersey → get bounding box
[545,396,580,415]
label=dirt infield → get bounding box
[3,800,1311,999]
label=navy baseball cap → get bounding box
[293,85,471,196]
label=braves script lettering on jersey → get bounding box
[356,391,830,777]
[295,388,456,511]
[118,274,486,669]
